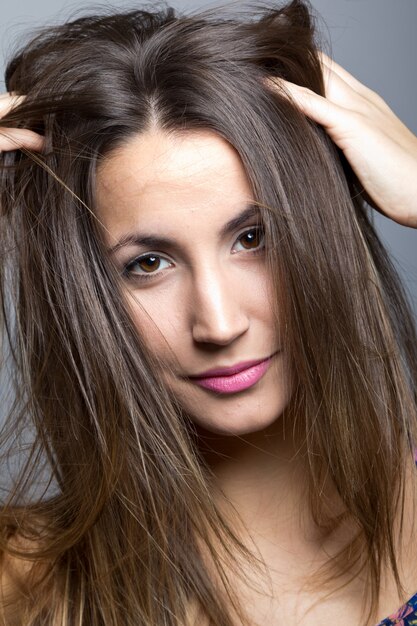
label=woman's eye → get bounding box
[233,226,265,253]
[123,254,172,278]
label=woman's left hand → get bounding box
[265,51,417,229]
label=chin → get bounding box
[183,392,290,437]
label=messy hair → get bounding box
[1,1,417,624]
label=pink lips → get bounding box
[189,355,275,394]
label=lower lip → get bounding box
[190,356,274,394]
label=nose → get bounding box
[190,266,250,346]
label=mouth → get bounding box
[187,352,279,395]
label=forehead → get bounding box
[95,129,253,229]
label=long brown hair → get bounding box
[1,1,417,624]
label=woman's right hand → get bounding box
[0,93,44,152]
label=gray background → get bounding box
[0,0,416,314]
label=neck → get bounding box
[194,412,369,591]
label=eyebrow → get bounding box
[106,204,261,255]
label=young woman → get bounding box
[0,1,417,624]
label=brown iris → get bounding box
[137,255,161,273]
[239,227,262,249]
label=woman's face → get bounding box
[96,129,291,435]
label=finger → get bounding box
[266,78,354,135]
[291,55,378,117]
[0,93,26,117]
[316,65,370,113]
[265,64,368,116]
[318,50,364,91]
[0,128,45,153]
[317,50,386,107]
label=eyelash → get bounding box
[122,225,265,283]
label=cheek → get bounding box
[124,288,185,360]
[247,266,278,325]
